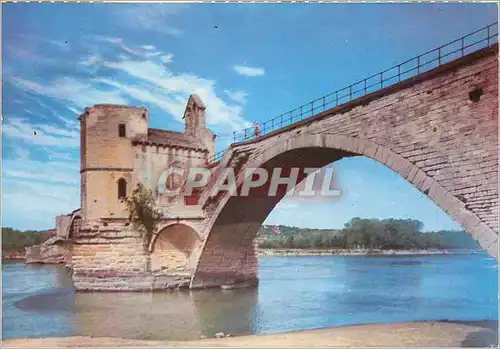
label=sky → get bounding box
[2,3,497,231]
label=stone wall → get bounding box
[71,220,200,291]
[71,221,150,290]
[25,237,69,265]
[191,45,498,288]
[82,170,132,220]
[132,144,207,209]
[56,215,72,238]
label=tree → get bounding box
[2,228,50,252]
[254,218,475,251]
[126,183,162,248]
[285,235,295,248]
[314,236,324,248]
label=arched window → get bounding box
[118,178,127,199]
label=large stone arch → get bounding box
[150,223,202,274]
[191,134,498,288]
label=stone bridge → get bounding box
[67,25,498,291]
[188,45,498,289]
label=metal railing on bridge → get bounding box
[208,22,498,164]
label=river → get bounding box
[2,252,498,341]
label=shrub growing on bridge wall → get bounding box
[126,183,162,249]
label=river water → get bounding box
[3,252,498,340]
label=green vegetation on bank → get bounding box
[2,217,480,255]
[257,218,480,250]
[2,227,51,253]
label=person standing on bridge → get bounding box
[253,121,260,138]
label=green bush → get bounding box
[126,183,162,247]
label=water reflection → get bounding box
[3,253,498,341]
[73,288,258,340]
[3,264,78,339]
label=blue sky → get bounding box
[2,3,497,231]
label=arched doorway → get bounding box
[150,224,201,274]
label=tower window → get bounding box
[118,178,127,199]
[118,124,126,138]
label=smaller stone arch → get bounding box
[149,223,201,274]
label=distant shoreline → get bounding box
[256,248,472,256]
[3,249,479,261]
[2,252,25,261]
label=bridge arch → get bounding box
[150,222,202,274]
[191,134,498,288]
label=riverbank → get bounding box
[257,248,455,256]
[4,321,497,347]
[3,248,459,261]
[2,251,25,261]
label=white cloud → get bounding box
[12,147,31,161]
[2,177,79,229]
[2,110,80,229]
[97,78,186,121]
[161,54,174,64]
[23,108,35,116]
[97,37,163,58]
[11,76,127,109]
[14,93,80,129]
[234,64,265,77]
[3,118,79,148]
[224,89,248,104]
[80,55,101,66]
[5,44,58,65]
[3,158,78,186]
[67,106,82,116]
[44,149,75,161]
[9,32,251,134]
[103,60,168,80]
[4,34,70,66]
[98,56,252,132]
[2,149,80,229]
